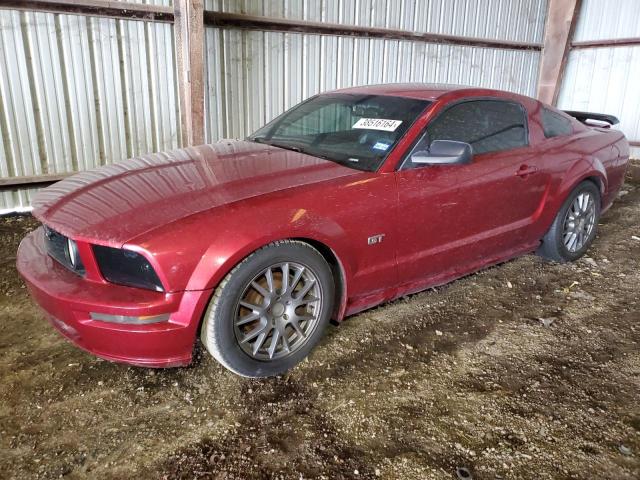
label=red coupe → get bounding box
[17,84,629,377]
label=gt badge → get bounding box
[367,234,385,245]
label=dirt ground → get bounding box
[1,169,639,480]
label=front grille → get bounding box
[43,225,85,275]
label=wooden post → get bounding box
[174,0,205,146]
[536,0,582,105]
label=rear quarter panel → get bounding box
[530,123,628,240]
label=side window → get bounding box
[542,108,573,138]
[425,100,528,155]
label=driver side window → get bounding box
[403,99,528,169]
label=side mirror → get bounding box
[411,140,473,165]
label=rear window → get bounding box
[542,108,573,138]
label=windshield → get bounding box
[248,93,431,171]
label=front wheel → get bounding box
[201,240,335,378]
[537,180,601,262]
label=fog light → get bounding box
[89,313,170,324]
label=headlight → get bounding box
[42,225,85,274]
[92,245,164,292]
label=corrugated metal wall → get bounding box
[203,0,547,141]
[0,6,179,212]
[1,0,549,212]
[557,0,640,159]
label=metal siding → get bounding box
[558,0,640,158]
[204,0,547,43]
[574,0,640,42]
[557,46,640,158]
[203,0,546,141]
[203,28,541,141]
[0,10,179,213]
[113,0,173,5]
[557,1,640,159]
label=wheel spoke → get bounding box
[251,281,269,298]
[290,266,305,292]
[265,267,275,293]
[236,312,260,326]
[578,230,585,249]
[239,300,262,313]
[295,279,316,300]
[242,324,268,344]
[281,263,290,293]
[291,319,306,339]
[296,313,315,323]
[281,330,291,352]
[252,331,269,355]
[268,329,281,359]
[572,201,581,216]
[298,295,319,305]
[563,233,573,246]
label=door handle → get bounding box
[515,164,539,177]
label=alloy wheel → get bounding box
[233,262,323,361]
[562,191,596,253]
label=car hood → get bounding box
[32,140,360,245]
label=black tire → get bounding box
[537,180,601,262]
[201,240,335,377]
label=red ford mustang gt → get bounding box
[17,84,629,377]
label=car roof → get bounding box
[329,83,526,102]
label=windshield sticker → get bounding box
[352,118,403,131]
[372,142,391,151]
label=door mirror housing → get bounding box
[411,140,473,165]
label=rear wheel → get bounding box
[201,240,334,377]
[537,180,601,262]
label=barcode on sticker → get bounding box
[352,118,402,132]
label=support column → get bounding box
[175,0,204,146]
[536,0,581,105]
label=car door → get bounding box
[394,98,549,288]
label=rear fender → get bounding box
[538,156,607,234]
[560,156,607,200]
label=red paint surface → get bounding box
[17,85,630,367]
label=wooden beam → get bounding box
[204,11,543,52]
[572,37,640,49]
[0,173,71,188]
[0,0,174,22]
[537,0,582,105]
[175,0,205,146]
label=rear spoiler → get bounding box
[563,110,619,127]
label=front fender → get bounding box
[133,172,397,313]
[186,207,355,293]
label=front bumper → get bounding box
[17,228,211,368]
